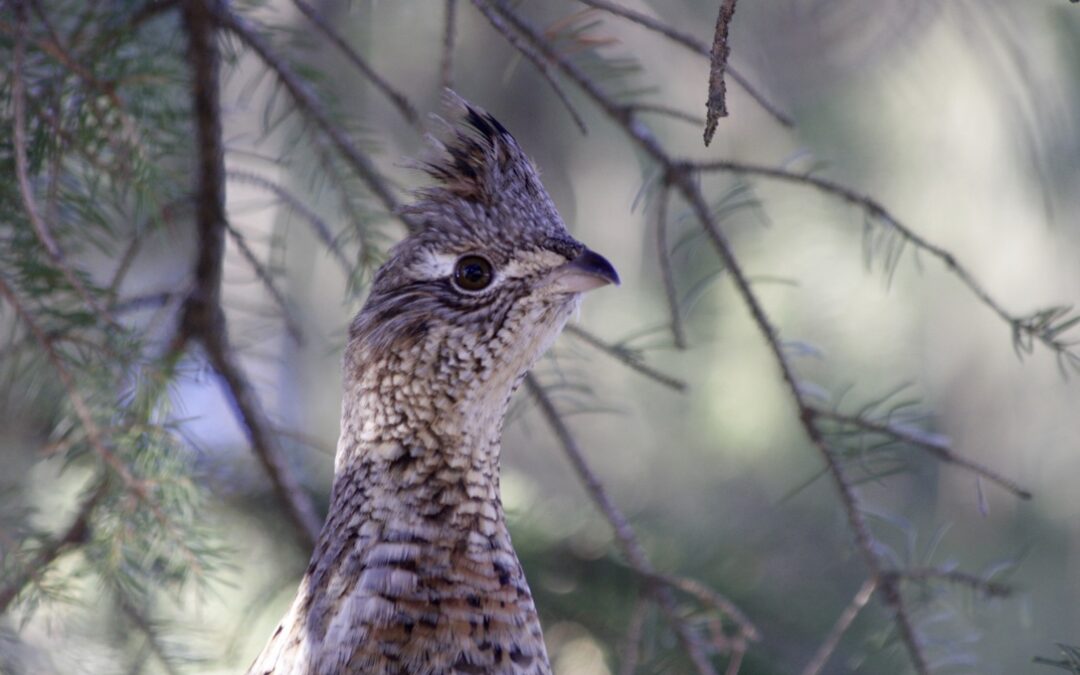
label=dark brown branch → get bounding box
[703,0,738,146]
[811,407,1032,500]
[441,0,458,91]
[224,223,304,344]
[0,483,105,613]
[800,578,877,675]
[563,324,686,392]
[10,2,115,326]
[216,6,413,230]
[654,183,687,349]
[289,0,420,127]
[573,0,794,128]
[179,0,321,548]
[226,169,354,277]
[525,374,723,675]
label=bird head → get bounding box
[344,93,617,444]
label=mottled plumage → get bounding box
[247,93,618,675]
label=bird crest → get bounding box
[417,90,546,206]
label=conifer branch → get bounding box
[224,222,305,344]
[526,374,746,675]
[289,0,420,127]
[178,0,321,548]
[811,406,1032,499]
[225,169,354,277]
[9,2,115,326]
[563,324,687,392]
[654,182,687,349]
[0,483,105,614]
[215,6,413,230]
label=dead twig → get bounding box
[574,0,793,128]
[224,223,305,345]
[703,0,738,146]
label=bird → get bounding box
[246,92,619,675]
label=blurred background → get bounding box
[2,0,1079,673]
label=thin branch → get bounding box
[441,0,458,91]
[629,102,704,127]
[704,0,738,146]
[573,0,794,128]
[880,576,930,675]
[801,578,877,675]
[689,158,1074,363]
[10,2,116,326]
[117,594,183,675]
[0,483,105,614]
[525,374,721,675]
[224,223,304,344]
[289,0,420,127]
[225,169,354,276]
[216,6,413,230]
[811,407,1032,500]
[564,324,686,392]
[475,1,589,135]
[892,567,1013,599]
[654,183,687,349]
[646,571,759,642]
[178,0,321,548]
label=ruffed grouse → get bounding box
[247,94,619,675]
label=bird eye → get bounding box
[452,255,494,292]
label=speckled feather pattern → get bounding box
[247,94,594,675]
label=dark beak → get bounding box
[549,248,620,293]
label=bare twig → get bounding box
[441,0,458,91]
[0,483,105,613]
[654,183,687,349]
[178,0,321,548]
[10,2,115,326]
[525,374,723,675]
[573,0,794,128]
[704,0,738,145]
[564,324,686,391]
[289,0,419,127]
[225,169,354,276]
[646,571,759,642]
[224,223,304,344]
[117,594,183,675]
[801,578,877,675]
[811,407,1032,500]
[216,6,412,230]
